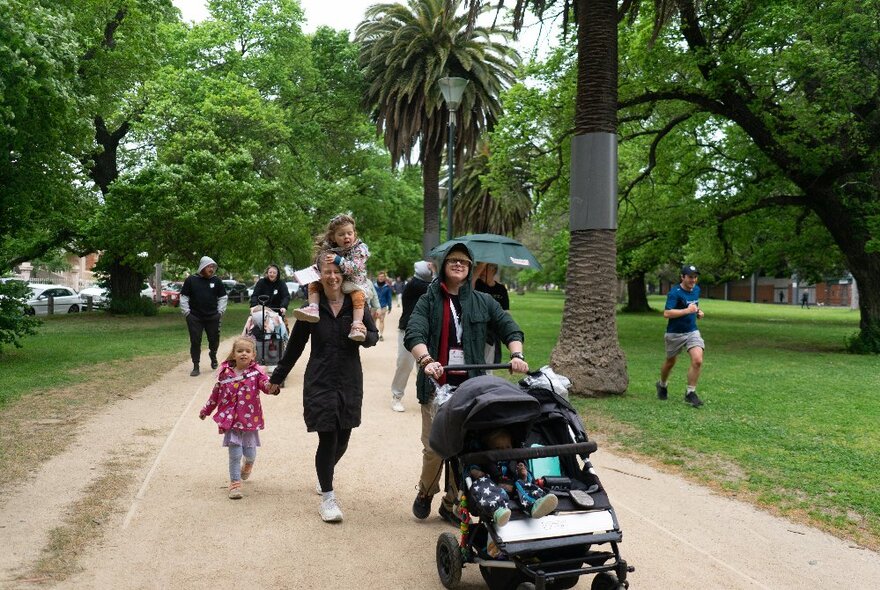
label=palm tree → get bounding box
[459,0,636,395]
[356,0,519,256]
[450,139,532,235]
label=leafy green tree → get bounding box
[619,0,880,351]
[1,0,94,271]
[356,0,519,256]
[0,280,40,354]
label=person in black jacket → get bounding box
[268,253,378,523]
[249,264,291,315]
[180,256,228,377]
[389,260,434,412]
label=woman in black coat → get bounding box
[268,254,378,523]
[249,264,291,314]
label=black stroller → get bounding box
[244,295,287,367]
[429,370,632,590]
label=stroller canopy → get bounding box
[429,375,541,459]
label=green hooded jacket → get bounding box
[404,243,524,404]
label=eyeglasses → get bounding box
[445,258,471,268]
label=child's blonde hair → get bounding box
[315,213,357,254]
[224,336,257,362]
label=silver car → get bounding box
[25,283,81,315]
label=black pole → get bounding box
[447,109,456,241]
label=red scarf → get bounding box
[437,282,454,385]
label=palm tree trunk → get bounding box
[422,139,443,257]
[550,0,628,395]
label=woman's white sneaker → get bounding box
[320,497,343,522]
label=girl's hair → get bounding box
[225,336,257,361]
[315,213,357,251]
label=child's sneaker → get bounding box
[293,304,320,323]
[241,460,254,481]
[530,493,558,518]
[348,321,366,342]
[493,506,512,527]
[319,497,343,522]
[228,480,243,499]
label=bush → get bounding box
[845,323,880,354]
[0,280,41,353]
[109,295,158,317]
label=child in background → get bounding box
[293,214,373,342]
[199,337,277,499]
[468,427,558,526]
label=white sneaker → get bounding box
[320,497,343,522]
[391,399,405,412]
[315,481,323,495]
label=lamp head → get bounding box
[438,76,469,111]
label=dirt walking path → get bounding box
[2,334,879,589]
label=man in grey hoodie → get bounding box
[180,256,228,376]
[390,260,434,412]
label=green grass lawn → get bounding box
[2,292,877,548]
[510,291,879,548]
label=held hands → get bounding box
[267,383,281,395]
[199,414,206,421]
[423,361,443,379]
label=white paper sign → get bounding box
[292,265,319,284]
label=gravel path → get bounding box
[2,335,879,589]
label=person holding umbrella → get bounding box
[405,242,528,524]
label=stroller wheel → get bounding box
[591,572,622,590]
[516,584,536,590]
[436,532,463,589]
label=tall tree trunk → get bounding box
[551,0,628,395]
[624,271,651,312]
[422,140,443,257]
[810,188,880,351]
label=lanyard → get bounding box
[449,298,462,343]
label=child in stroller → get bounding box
[430,371,633,590]
[468,427,559,528]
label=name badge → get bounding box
[448,347,466,374]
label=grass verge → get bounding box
[510,291,879,550]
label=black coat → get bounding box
[249,277,291,311]
[270,294,378,432]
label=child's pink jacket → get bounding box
[199,361,271,433]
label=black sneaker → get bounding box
[190,365,200,377]
[656,381,668,400]
[412,491,432,520]
[684,391,704,407]
[210,354,218,370]
[438,504,460,527]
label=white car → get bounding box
[25,283,81,315]
[79,285,155,307]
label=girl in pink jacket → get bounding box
[199,337,276,499]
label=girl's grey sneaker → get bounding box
[530,493,558,519]
[320,497,343,522]
[293,304,320,323]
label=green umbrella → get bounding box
[429,234,542,270]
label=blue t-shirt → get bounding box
[665,284,700,334]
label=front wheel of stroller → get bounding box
[437,532,463,589]
[591,572,623,590]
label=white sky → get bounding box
[172,0,558,56]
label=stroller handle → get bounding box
[458,441,598,466]
[440,363,512,371]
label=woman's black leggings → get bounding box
[316,429,352,493]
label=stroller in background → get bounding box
[429,369,632,590]
[243,295,287,367]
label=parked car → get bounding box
[161,282,183,306]
[222,280,249,303]
[25,283,81,315]
[78,284,154,308]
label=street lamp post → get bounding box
[438,76,469,241]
